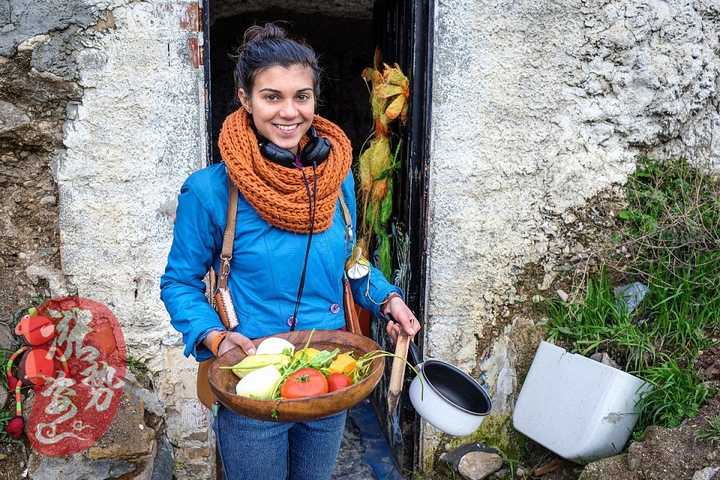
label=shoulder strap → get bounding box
[218,187,343,289]
[218,182,238,289]
[338,191,353,241]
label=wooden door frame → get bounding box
[371,0,434,470]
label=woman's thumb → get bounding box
[229,332,256,355]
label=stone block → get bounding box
[457,451,504,480]
[86,392,155,461]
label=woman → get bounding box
[160,23,419,479]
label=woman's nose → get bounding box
[279,100,299,118]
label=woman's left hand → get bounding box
[383,296,421,342]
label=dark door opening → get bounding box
[203,0,433,473]
[207,7,375,163]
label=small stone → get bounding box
[693,466,720,480]
[150,434,175,480]
[0,383,7,408]
[0,323,17,351]
[515,466,529,477]
[538,271,557,291]
[590,352,620,370]
[493,468,508,479]
[457,451,504,480]
[627,442,642,471]
[39,195,56,206]
[556,289,569,302]
[17,34,50,51]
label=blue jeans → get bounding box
[213,406,347,480]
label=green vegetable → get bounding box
[222,354,290,378]
[309,349,340,369]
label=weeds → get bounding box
[0,408,13,444]
[126,356,149,377]
[546,158,720,436]
[696,415,720,442]
[637,360,711,429]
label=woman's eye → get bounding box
[297,94,311,101]
[266,95,280,101]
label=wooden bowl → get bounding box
[208,330,384,422]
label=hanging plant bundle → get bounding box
[354,49,410,278]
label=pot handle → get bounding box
[407,340,422,367]
[386,311,423,367]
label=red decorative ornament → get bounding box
[6,416,24,439]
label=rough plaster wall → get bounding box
[0,0,96,348]
[422,0,720,465]
[53,2,213,477]
[211,0,373,22]
[2,0,212,478]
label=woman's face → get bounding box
[239,64,316,155]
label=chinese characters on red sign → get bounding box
[27,297,127,456]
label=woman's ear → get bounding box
[238,89,251,114]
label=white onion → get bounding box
[256,337,295,356]
[235,365,282,400]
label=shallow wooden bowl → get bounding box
[208,330,384,422]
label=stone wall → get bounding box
[422,0,720,466]
[210,0,373,22]
[2,0,213,478]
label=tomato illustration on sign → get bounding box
[26,297,127,456]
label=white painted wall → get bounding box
[55,1,212,477]
[422,0,720,463]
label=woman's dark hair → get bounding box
[234,23,322,99]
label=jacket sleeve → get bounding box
[160,178,224,362]
[342,174,404,318]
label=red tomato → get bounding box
[280,368,329,399]
[327,373,353,392]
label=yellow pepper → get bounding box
[329,353,357,375]
[293,347,320,362]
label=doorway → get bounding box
[203,0,433,472]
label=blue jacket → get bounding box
[160,163,402,362]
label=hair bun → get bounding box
[243,23,288,45]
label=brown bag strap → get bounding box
[218,182,238,289]
[337,190,362,335]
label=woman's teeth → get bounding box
[275,124,299,132]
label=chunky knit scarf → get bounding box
[218,109,352,233]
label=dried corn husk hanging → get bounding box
[351,48,410,279]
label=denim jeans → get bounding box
[213,405,347,480]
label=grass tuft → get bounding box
[546,157,720,436]
[696,415,720,442]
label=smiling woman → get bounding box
[160,22,419,480]
[239,65,316,153]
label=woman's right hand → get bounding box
[205,330,257,357]
[218,332,256,357]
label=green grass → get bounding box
[546,157,720,437]
[696,415,720,442]
[126,355,149,376]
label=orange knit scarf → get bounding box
[218,109,352,233]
